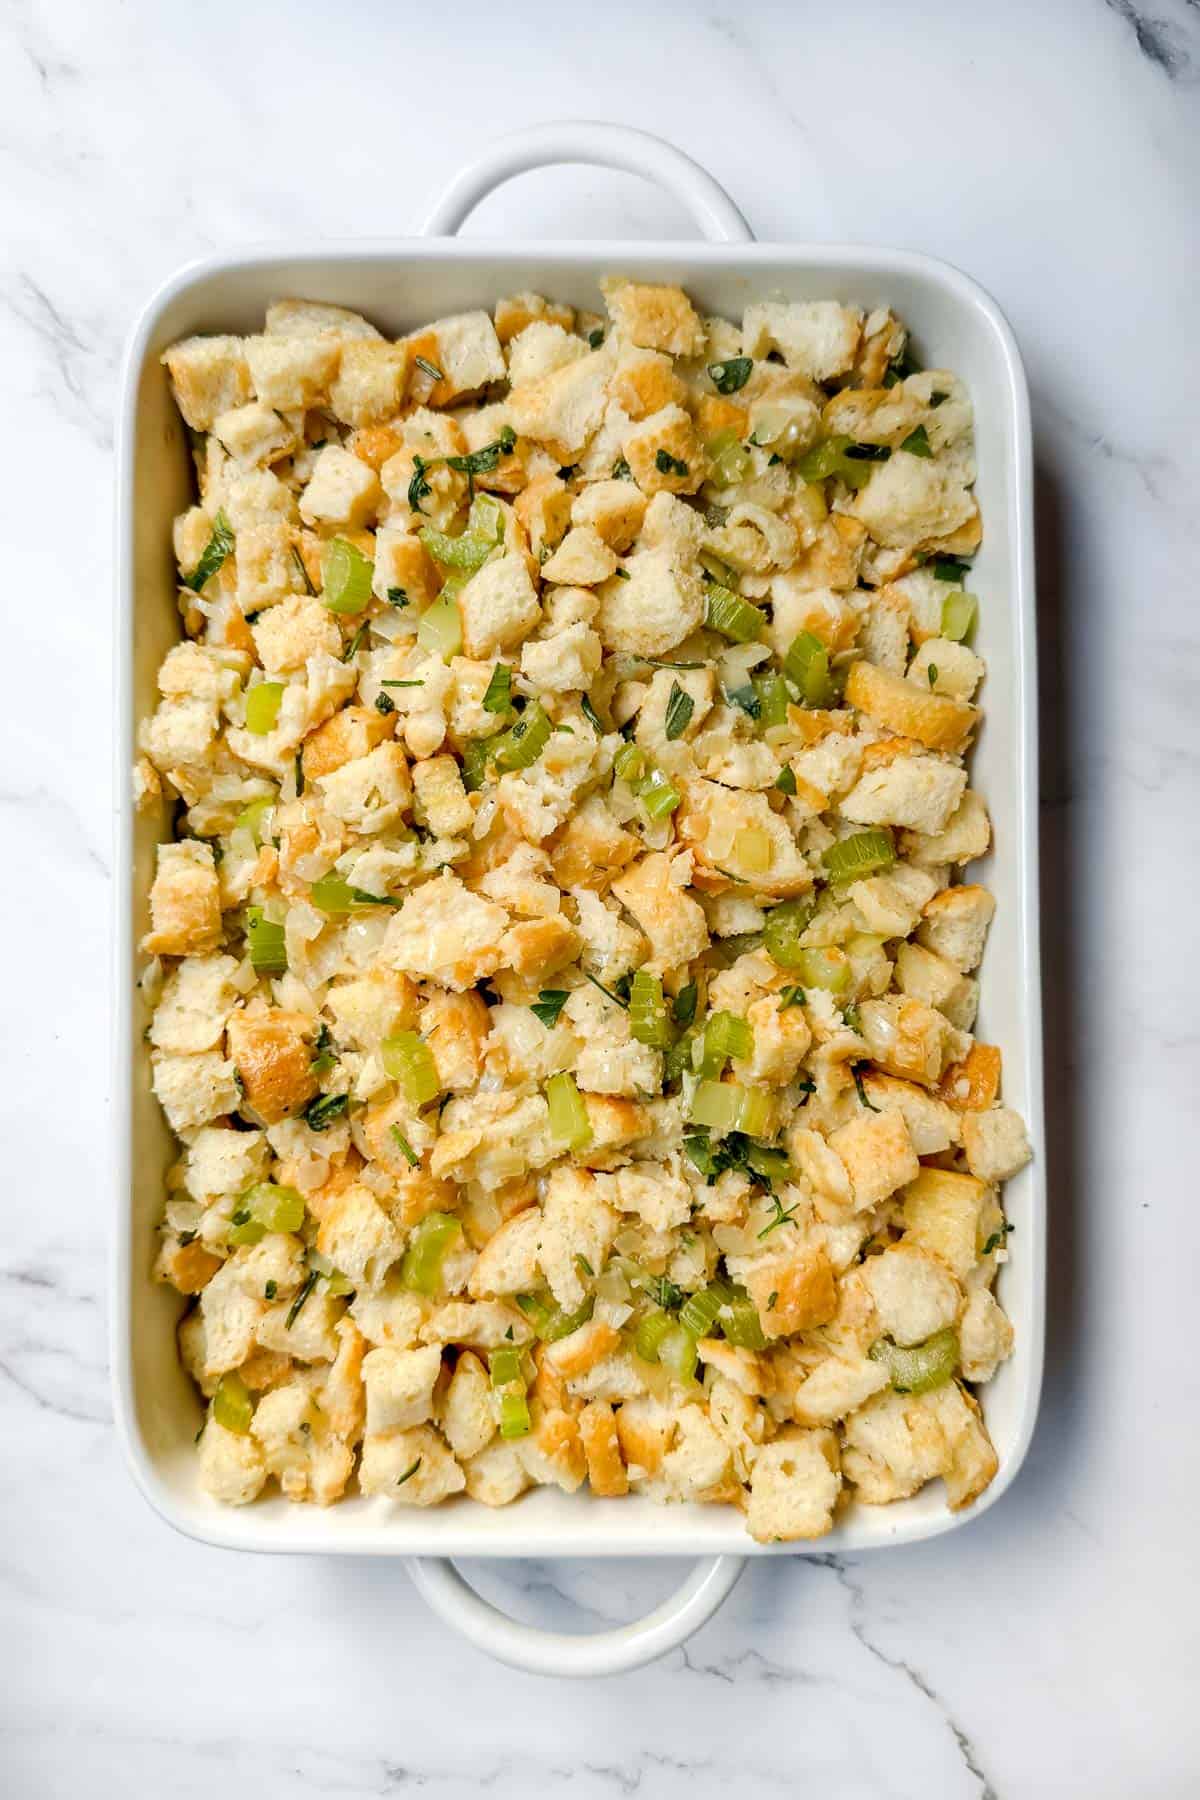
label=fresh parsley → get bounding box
[775,766,797,795]
[386,586,410,608]
[758,1193,802,1239]
[265,1279,277,1300]
[779,986,806,1009]
[707,356,753,394]
[310,1023,338,1076]
[655,449,689,477]
[664,680,694,741]
[294,750,305,797]
[927,664,939,688]
[375,691,396,715]
[726,683,762,720]
[930,554,972,583]
[530,990,569,1029]
[588,328,605,349]
[981,1223,1014,1257]
[843,443,891,463]
[303,1092,349,1132]
[611,457,632,481]
[182,510,234,592]
[446,426,516,479]
[408,454,433,514]
[900,424,932,458]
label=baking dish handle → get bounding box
[417,121,752,243]
[406,1553,745,1677]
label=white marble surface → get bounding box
[2,0,1198,1791]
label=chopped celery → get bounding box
[705,583,763,643]
[212,1372,254,1434]
[321,538,374,614]
[228,1181,305,1245]
[613,742,647,785]
[245,907,287,976]
[796,435,882,487]
[664,1024,700,1084]
[460,737,493,791]
[821,828,895,884]
[679,1281,733,1339]
[745,1144,791,1188]
[244,681,285,736]
[753,673,790,730]
[629,970,674,1049]
[688,1079,742,1132]
[941,590,978,642]
[658,1323,699,1384]
[535,1294,595,1343]
[515,1292,553,1335]
[418,524,494,574]
[381,1032,440,1108]
[309,875,355,915]
[488,1345,524,1389]
[416,593,463,660]
[546,1071,592,1150]
[639,766,681,819]
[870,1328,959,1395]
[763,898,816,969]
[307,1248,355,1297]
[701,1011,753,1076]
[783,631,835,707]
[794,945,851,995]
[737,1087,773,1137]
[491,701,551,772]
[481,663,513,714]
[234,793,276,844]
[733,827,772,874]
[634,1307,676,1364]
[467,492,505,544]
[721,1292,767,1351]
[400,1211,461,1295]
[498,1389,532,1439]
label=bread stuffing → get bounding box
[141,283,1031,1542]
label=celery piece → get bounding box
[736,1087,773,1136]
[488,1346,524,1389]
[245,907,287,976]
[212,1372,254,1434]
[658,1324,699,1385]
[234,793,276,845]
[498,1389,532,1440]
[322,538,374,614]
[400,1212,462,1295]
[467,492,506,544]
[701,1011,754,1076]
[245,681,285,736]
[491,701,551,772]
[941,590,978,642]
[546,1072,592,1151]
[763,898,816,970]
[381,1032,440,1108]
[416,593,463,660]
[515,1292,554,1335]
[230,1181,305,1244]
[418,525,494,574]
[705,583,763,643]
[706,431,753,488]
[639,767,681,819]
[679,1281,733,1339]
[182,509,235,593]
[753,673,790,730]
[613,742,647,785]
[481,663,513,714]
[629,970,674,1050]
[822,828,895,884]
[688,1079,743,1132]
[870,1328,959,1395]
[783,631,835,707]
[794,945,851,995]
[795,436,852,484]
[460,736,493,791]
[309,875,355,915]
[539,1296,595,1343]
[633,1308,676,1364]
[721,1292,767,1351]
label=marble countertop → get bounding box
[3,0,1198,1792]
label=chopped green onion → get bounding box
[707,357,753,394]
[658,1323,699,1384]
[705,584,763,643]
[664,681,694,741]
[488,1345,524,1389]
[633,1307,676,1364]
[794,945,851,995]
[869,1328,959,1395]
[639,767,681,819]
[673,982,698,1027]
[321,538,374,615]
[900,424,932,457]
[491,701,551,773]
[821,828,895,884]
[679,1281,733,1339]
[763,898,816,970]
[212,1372,254,1434]
[382,1032,440,1108]
[416,593,463,660]
[303,1092,348,1131]
[775,765,797,795]
[244,681,285,736]
[245,907,287,976]
[498,1389,532,1439]
[183,509,235,593]
[481,663,513,714]
[546,1072,592,1151]
[721,1292,767,1351]
[234,793,275,844]
[941,591,978,642]
[783,631,835,707]
[390,1125,419,1166]
[629,970,674,1049]
[400,1212,461,1295]
[701,1011,754,1076]
[530,989,569,1029]
[418,525,494,574]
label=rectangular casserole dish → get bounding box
[113,124,1044,1671]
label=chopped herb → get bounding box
[726,683,761,720]
[768,452,783,467]
[482,664,513,714]
[588,328,605,349]
[758,1194,802,1239]
[557,463,579,481]
[843,1004,863,1034]
[982,1223,1014,1257]
[883,344,920,388]
[583,970,629,1009]
[342,622,369,662]
[930,554,972,583]
[294,750,305,797]
[265,1279,277,1300]
[310,1023,337,1075]
[707,356,753,395]
[375,691,396,715]
[381,678,424,688]
[673,981,698,1027]
[795,1075,817,1098]
[581,694,603,735]
[775,766,797,795]
[177,1229,197,1247]
[349,887,401,908]
[386,586,410,608]
[446,427,517,479]
[613,567,630,580]
[414,355,443,382]
[285,1269,318,1328]
[927,664,939,689]
[900,424,932,458]
[852,1065,880,1111]
[504,1325,514,1341]
[531,989,569,1029]
[647,658,705,670]
[291,544,317,596]
[930,391,948,407]
[576,1253,595,1279]
[182,509,234,592]
[243,609,261,625]
[843,443,891,463]
[390,1125,419,1166]
[395,1457,423,1487]
[408,455,433,514]
[779,986,806,1009]
[766,1291,778,1311]
[664,680,695,741]
[647,1274,684,1311]
[655,449,689,477]
[303,1092,349,1132]
[612,457,632,481]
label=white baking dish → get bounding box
[113,122,1044,1677]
